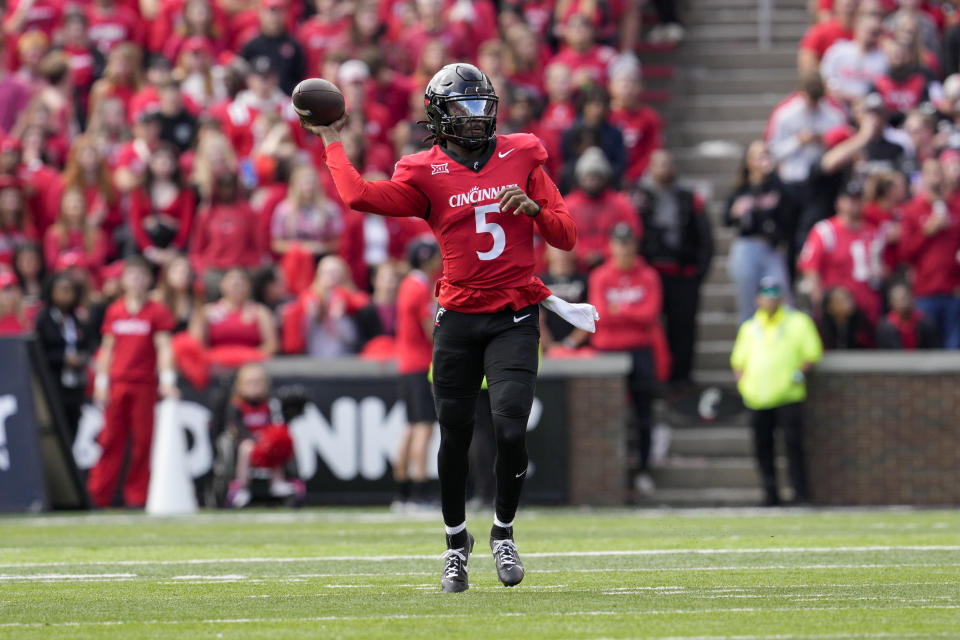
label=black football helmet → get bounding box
[424,63,498,151]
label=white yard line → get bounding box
[2,545,958,569]
[1,605,959,629]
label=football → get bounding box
[291,78,345,126]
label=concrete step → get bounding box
[695,339,737,371]
[689,0,808,9]
[675,150,743,176]
[698,310,739,342]
[685,7,810,25]
[668,118,768,140]
[668,98,782,123]
[701,283,738,313]
[642,487,765,507]
[641,47,798,70]
[682,69,797,95]
[669,426,754,457]
[650,455,793,489]
[693,368,737,386]
[704,260,733,286]
[685,23,808,44]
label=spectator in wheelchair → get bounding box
[224,362,303,508]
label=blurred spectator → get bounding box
[869,39,941,117]
[221,56,296,158]
[87,42,142,128]
[270,163,342,263]
[13,242,45,305]
[14,30,51,90]
[636,150,713,383]
[564,147,639,270]
[339,59,392,150]
[189,267,278,362]
[392,239,440,509]
[820,12,887,105]
[645,0,684,45]
[57,136,120,243]
[539,246,589,351]
[589,224,669,496]
[86,0,142,55]
[251,265,290,312]
[354,261,400,349]
[899,157,960,348]
[798,0,857,73]
[190,173,262,297]
[0,179,34,267]
[160,0,223,63]
[151,255,197,333]
[538,62,576,176]
[877,281,939,349]
[56,9,105,124]
[34,272,89,442]
[129,54,173,124]
[130,144,196,266]
[88,256,176,509]
[903,106,939,168]
[731,277,822,506]
[608,57,663,182]
[2,0,63,45]
[560,87,626,192]
[114,110,162,196]
[224,362,300,508]
[282,255,369,357]
[819,285,874,348]
[0,51,31,135]
[192,127,238,203]
[175,37,228,110]
[884,0,940,55]
[799,179,885,322]
[43,187,109,280]
[240,0,306,95]
[296,0,351,76]
[157,79,198,153]
[0,269,32,335]
[549,13,616,90]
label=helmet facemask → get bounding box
[431,95,499,151]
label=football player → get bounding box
[300,63,578,592]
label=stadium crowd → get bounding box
[0,0,689,505]
[745,0,960,350]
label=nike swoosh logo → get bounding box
[513,314,531,323]
[498,149,515,158]
[515,469,527,479]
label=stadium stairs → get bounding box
[634,0,807,506]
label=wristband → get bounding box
[160,370,177,387]
[94,373,109,393]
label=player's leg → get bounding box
[408,422,433,504]
[627,348,656,495]
[391,426,413,508]
[123,384,158,508]
[86,385,132,507]
[228,438,255,508]
[432,309,485,592]
[483,305,540,587]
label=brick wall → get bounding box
[804,353,960,505]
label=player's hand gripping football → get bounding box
[498,186,541,217]
[300,113,349,146]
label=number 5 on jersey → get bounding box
[475,204,505,261]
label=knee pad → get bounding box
[435,395,476,430]
[488,380,533,443]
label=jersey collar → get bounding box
[439,137,498,173]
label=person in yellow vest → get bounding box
[731,276,823,506]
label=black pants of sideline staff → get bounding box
[751,402,809,506]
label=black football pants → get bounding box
[432,304,539,528]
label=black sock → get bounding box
[446,530,469,550]
[491,524,513,541]
[395,480,411,501]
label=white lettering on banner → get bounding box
[359,398,407,480]
[0,395,18,472]
[289,402,357,480]
[73,401,212,478]
[448,184,518,208]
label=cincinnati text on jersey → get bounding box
[448,184,520,208]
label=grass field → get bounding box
[1,507,959,639]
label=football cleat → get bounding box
[440,531,475,593]
[490,536,525,587]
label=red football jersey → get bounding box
[395,270,435,374]
[324,133,577,313]
[798,216,885,321]
[103,299,175,384]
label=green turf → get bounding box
[1,508,959,639]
